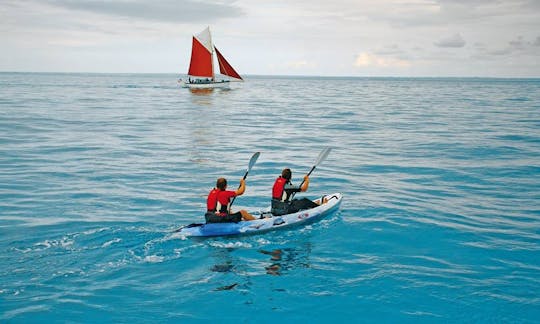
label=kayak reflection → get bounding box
[259,244,312,276]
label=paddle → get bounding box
[229,152,260,209]
[290,147,332,200]
[173,152,260,233]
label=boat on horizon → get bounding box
[178,27,243,89]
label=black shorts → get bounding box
[205,211,242,223]
[290,198,318,211]
[271,198,318,216]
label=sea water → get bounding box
[1,73,539,323]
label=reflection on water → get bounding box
[261,249,283,275]
[189,88,214,96]
[209,247,242,291]
[188,88,215,107]
[215,283,238,291]
[184,88,214,164]
[260,243,312,276]
[183,86,235,164]
[206,241,313,295]
[211,261,234,273]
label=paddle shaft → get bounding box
[289,167,314,200]
[290,148,331,200]
[228,171,249,209]
[229,152,260,209]
[296,165,316,188]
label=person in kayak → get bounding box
[206,177,255,223]
[271,168,322,216]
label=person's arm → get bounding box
[235,179,246,196]
[300,176,309,192]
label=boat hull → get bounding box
[176,193,343,237]
[178,79,231,89]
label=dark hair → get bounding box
[281,168,292,180]
[216,178,227,190]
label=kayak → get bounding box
[176,193,342,237]
[175,193,343,237]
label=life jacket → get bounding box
[272,176,289,201]
[207,188,229,215]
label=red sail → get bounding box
[188,37,213,78]
[215,47,243,80]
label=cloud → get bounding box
[41,0,244,23]
[506,35,540,55]
[434,33,466,48]
[501,36,539,53]
[470,35,540,61]
[354,52,410,68]
[508,36,526,49]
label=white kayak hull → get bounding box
[176,193,343,237]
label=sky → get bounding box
[1,0,539,77]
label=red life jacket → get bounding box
[272,176,288,201]
[207,188,220,211]
[207,188,235,215]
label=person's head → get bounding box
[281,168,292,180]
[216,178,227,190]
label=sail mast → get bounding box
[208,27,215,80]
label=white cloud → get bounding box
[434,33,466,48]
[354,53,411,68]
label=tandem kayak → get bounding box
[175,193,343,237]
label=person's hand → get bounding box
[240,179,246,185]
[303,175,309,181]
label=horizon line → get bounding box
[1,71,539,80]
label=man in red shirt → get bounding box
[206,177,255,223]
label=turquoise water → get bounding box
[1,73,539,322]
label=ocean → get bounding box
[1,73,539,323]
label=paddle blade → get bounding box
[291,148,331,200]
[315,147,332,166]
[247,152,260,174]
[305,147,332,178]
[232,152,260,208]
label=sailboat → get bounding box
[179,27,243,88]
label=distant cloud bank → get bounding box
[434,34,466,48]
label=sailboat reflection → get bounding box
[189,87,214,95]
